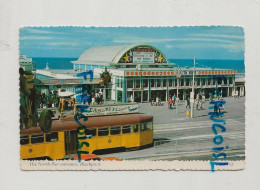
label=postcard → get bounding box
[19,26,245,171]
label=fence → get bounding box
[154,134,245,155]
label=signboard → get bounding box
[79,103,139,116]
[36,79,83,85]
[133,52,154,63]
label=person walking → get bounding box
[156,96,159,106]
[168,97,173,109]
[199,93,203,109]
[172,94,176,106]
[186,97,190,108]
[202,90,205,102]
[196,93,199,110]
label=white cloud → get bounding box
[174,41,244,52]
[192,33,244,40]
[21,28,58,34]
[113,37,240,44]
[20,36,54,40]
[165,44,173,49]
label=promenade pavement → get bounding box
[100,96,245,160]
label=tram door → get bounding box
[65,130,77,154]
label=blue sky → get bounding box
[20,26,244,60]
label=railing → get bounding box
[154,134,245,155]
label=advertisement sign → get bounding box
[133,51,154,63]
[79,103,139,116]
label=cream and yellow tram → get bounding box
[20,114,153,160]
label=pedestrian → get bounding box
[214,104,218,116]
[92,96,96,105]
[156,96,159,106]
[186,97,190,108]
[168,97,173,109]
[196,93,199,110]
[209,92,213,101]
[199,93,203,109]
[202,90,205,102]
[172,94,176,106]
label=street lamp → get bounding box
[190,57,196,118]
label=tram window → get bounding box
[98,128,109,137]
[110,126,121,135]
[20,135,29,145]
[134,124,139,133]
[46,132,58,142]
[140,123,148,132]
[86,128,96,137]
[31,134,44,144]
[122,125,132,134]
[147,122,153,130]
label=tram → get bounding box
[20,114,153,160]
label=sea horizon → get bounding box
[31,57,245,73]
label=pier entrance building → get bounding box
[71,44,239,103]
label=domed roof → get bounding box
[72,44,168,66]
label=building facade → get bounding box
[71,44,242,103]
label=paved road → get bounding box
[100,97,245,161]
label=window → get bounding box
[208,78,211,85]
[197,77,200,86]
[151,79,155,87]
[202,77,206,85]
[157,79,161,87]
[229,77,233,84]
[218,78,222,85]
[162,79,167,87]
[98,128,109,137]
[136,78,140,88]
[169,79,172,87]
[86,128,96,137]
[140,123,148,132]
[122,125,132,134]
[186,78,189,86]
[147,122,153,130]
[133,124,139,133]
[20,135,29,145]
[110,126,121,135]
[117,79,121,88]
[181,78,184,86]
[31,134,44,144]
[127,79,133,88]
[143,79,148,88]
[46,132,58,142]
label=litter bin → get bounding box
[186,110,190,116]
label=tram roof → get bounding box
[20,114,153,135]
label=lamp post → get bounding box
[190,57,196,118]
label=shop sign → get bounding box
[133,52,154,63]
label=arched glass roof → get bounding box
[72,44,168,66]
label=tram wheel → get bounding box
[39,110,53,133]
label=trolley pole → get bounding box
[190,57,196,118]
